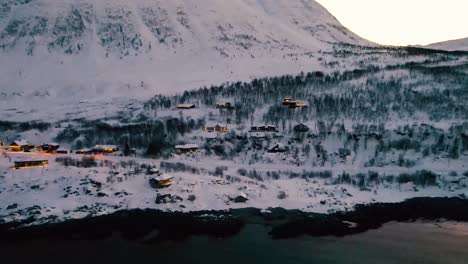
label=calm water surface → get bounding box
[3,221,468,264]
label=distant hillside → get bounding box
[424,37,468,52]
[0,0,370,103]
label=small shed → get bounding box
[268,143,287,153]
[176,104,196,109]
[294,123,310,132]
[232,192,249,203]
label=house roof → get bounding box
[155,174,174,181]
[177,104,195,108]
[175,144,199,149]
[94,145,118,149]
[238,192,248,199]
[12,140,29,146]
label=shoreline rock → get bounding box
[1,197,467,243]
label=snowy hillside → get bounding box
[0,0,368,106]
[424,37,468,52]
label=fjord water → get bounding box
[4,222,468,264]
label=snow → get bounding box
[11,140,29,146]
[175,144,199,149]
[155,174,174,181]
[0,148,467,226]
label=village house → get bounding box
[9,140,34,152]
[93,145,119,153]
[249,125,278,133]
[282,98,307,108]
[175,144,200,154]
[216,102,234,110]
[231,192,249,203]
[75,149,93,155]
[294,122,310,132]
[12,160,48,170]
[176,103,196,110]
[287,101,307,109]
[36,143,60,153]
[203,123,228,133]
[150,174,174,188]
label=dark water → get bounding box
[3,222,468,264]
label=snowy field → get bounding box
[1,148,467,226]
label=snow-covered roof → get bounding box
[238,192,248,199]
[175,144,199,149]
[94,145,118,149]
[155,174,174,181]
[12,140,29,146]
[176,104,195,108]
[150,168,160,173]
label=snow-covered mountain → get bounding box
[0,0,369,105]
[424,37,468,52]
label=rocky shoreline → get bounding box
[1,197,467,243]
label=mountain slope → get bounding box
[424,37,468,52]
[0,0,369,105]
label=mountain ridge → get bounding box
[0,0,370,104]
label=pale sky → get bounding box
[315,0,468,46]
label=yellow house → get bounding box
[283,98,292,105]
[155,174,174,188]
[203,124,228,133]
[9,140,34,152]
[12,160,48,170]
[175,144,200,154]
[93,145,119,153]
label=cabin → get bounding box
[267,143,287,153]
[153,174,174,188]
[12,160,48,170]
[232,192,249,203]
[216,102,234,110]
[282,98,292,105]
[203,124,228,133]
[294,123,310,132]
[175,144,200,154]
[249,125,278,133]
[75,149,93,155]
[93,145,119,153]
[37,143,60,153]
[9,140,34,152]
[287,101,307,109]
[176,104,196,110]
